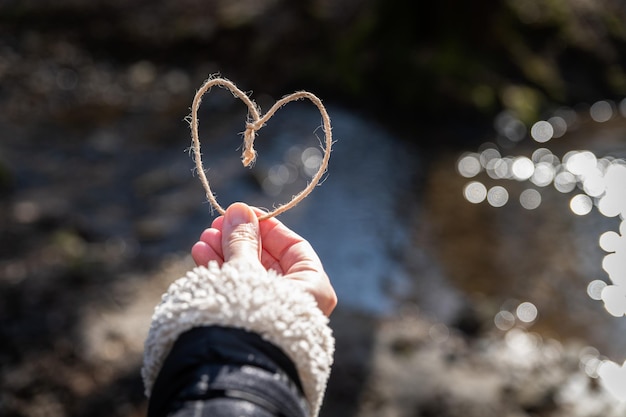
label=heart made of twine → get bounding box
[190,77,333,221]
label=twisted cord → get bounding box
[190,76,333,220]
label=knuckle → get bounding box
[228,223,258,243]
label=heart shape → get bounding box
[190,77,333,220]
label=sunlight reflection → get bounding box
[590,100,614,123]
[301,146,322,177]
[532,148,554,163]
[495,111,526,142]
[554,171,577,193]
[530,162,555,187]
[463,181,487,204]
[598,164,626,217]
[486,157,511,179]
[587,280,607,301]
[511,156,534,180]
[599,230,622,252]
[570,194,593,215]
[565,150,597,176]
[458,99,626,401]
[505,328,541,356]
[531,120,554,143]
[579,346,602,378]
[261,145,321,196]
[457,153,482,178]
[548,116,568,138]
[516,301,538,323]
[479,146,501,167]
[598,360,626,401]
[262,163,296,196]
[520,188,541,210]
[600,220,626,318]
[461,138,624,213]
[487,185,509,207]
[494,310,516,331]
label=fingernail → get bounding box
[225,203,255,226]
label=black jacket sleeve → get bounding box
[142,263,334,417]
[148,326,308,417]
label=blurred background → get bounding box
[1,1,626,416]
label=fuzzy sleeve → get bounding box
[141,261,335,417]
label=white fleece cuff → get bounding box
[142,261,335,417]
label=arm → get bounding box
[142,203,336,417]
[147,326,309,417]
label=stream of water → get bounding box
[201,99,626,399]
[3,94,625,401]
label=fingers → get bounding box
[210,215,224,230]
[221,202,262,263]
[261,221,324,273]
[192,203,337,316]
[210,209,322,273]
[191,241,224,267]
[199,227,223,259]
[194,205,261,266]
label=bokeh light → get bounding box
[463,181,487,203]
[261,145,322,196]
[458,96,626,403]
[487,186,509,207]
[511,156,534,180]
[590,100,614,123]
[262,163,295,196]
[505,328,541,356]
[620,98,626,117]
[601,285,626,317]
[301,146,322,177]
[599,231,621,252]
[532,148,559,165]
[494,310,516,331]
[597,360,626,401]
[530,120,554,143]
[602,253,626,285]
[486,157,512,180]
[479,146,501,168]
[548,116,568,138]
[597,163,626,217]
[516,301,538,323]
[457,153,482,178]
[587,280,607,301]
[554,171,577,193]
[494,111,526,142]
[565,151,597,177]
[520,188,541,210]
[600,220,626,316]
[570,194,593,216]
[579,346,602,378]
[530,162,555,187]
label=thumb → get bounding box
[221,202,261,263]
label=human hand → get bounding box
[191,203,337,316]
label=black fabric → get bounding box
[169,398,274,417]
[148,326,309,417]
